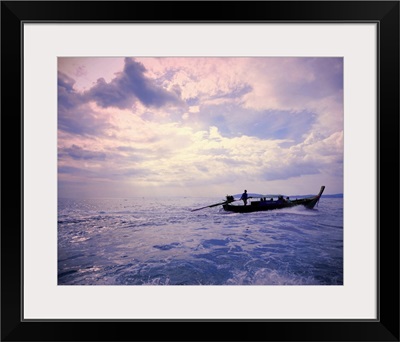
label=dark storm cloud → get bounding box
[85,58,182,109]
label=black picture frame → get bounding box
[1,1,399,341]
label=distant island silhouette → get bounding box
[232,193,343,199]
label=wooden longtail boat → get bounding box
[222,186,325,213]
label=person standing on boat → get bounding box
[240,190,249,206]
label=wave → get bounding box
[58,197,343,286]
[227,268,320,285]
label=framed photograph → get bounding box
[2,1,399,341]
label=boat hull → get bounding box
[222,186,325,213]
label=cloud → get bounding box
[193,104,317,142]
[58,58,185,137]
[239,57,343,110]
[136,57,342,139]
[57,57,344,197]
[58,71,85,110]
[85,58,182,109]
[58,102,114,137]
[58,121,342,197]
[59,145,107,161]
[58,165,85,174]
[58,72,115,136]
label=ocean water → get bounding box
[58,197,343,285]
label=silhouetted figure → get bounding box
[240,190,249,206]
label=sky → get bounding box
[58,57,343,198]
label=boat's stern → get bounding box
[304,186,325,209]
[317,186,326,197]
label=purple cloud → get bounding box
[58,71,117,136]
[275,58,343,103]
[85,58,182,109]
[59,145,107,161]
[58,102,114,136]
[58,58,183,136]
[58,71,85,110]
